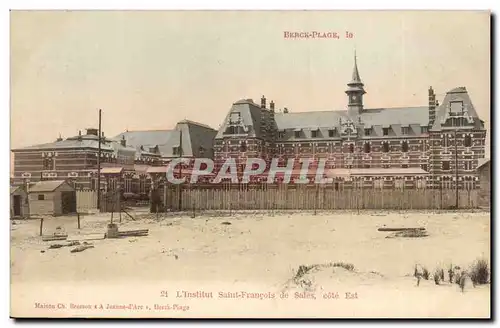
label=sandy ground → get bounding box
[10,209,490,318]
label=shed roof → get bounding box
[29,180,70,192]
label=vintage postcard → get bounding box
[10,10,491,318]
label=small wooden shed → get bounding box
[29,180,77,216]
[10,185,29,218]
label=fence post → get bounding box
[77,213,81,229]
[39,218,44,236]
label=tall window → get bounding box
[382,142,390,153]
[43,158,54,170]
[364,143,371,153]
[383,128,389,136]
[464,135,472,147]
[402,141,409,153]
[464,156,473,171]
[442,135,449,148]
[240,142,247,152]
[349,144,354,153]
[442,161,450,171]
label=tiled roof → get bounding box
[29,180,71,192]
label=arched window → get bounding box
[364,143,371,153]
[464,135,472,147]
[382,142,390,153]
[402,141,409,153]
[349,144,354,153]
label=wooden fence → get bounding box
[162,186,479,211]
[76,190,98,212]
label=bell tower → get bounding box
[345,51,366,116]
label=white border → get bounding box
[3,1,497,326]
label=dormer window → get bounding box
[311,129,318,138]
[229,112,241,124]
[294,129,301,138]
[173,146,181,156]
[328,129,336,138]
[383,128,389,136]
[449,101,464,115]
[421,126,429,134]
[364,128,371,136]
[402,127,409,135]
[278,130,285,139]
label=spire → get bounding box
[350,50,362,84]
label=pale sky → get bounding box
[10,10,490,155]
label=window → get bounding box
[421,164,428,172]
[229,112,241,124]
[364,143,371,153]
[37,194,45,200]
[464,156,473,171]
[383,128,390,136]
[349,144,354,153]
[464,135,472,147]
[382,142,390,153]
[442,161,450,171]
[442,135,449,148]
[449,101,464,115]
[364,163,371,168]
[328,129,336,137]
[294,130,301,138]
[416,180,427,189]
[278,131,285,139]
[43,158,54,170]
[402,141,409,153]
[240,142,247,152]
[421,126,428,134]
[402,127,409,135]
[334,182,340,191]
[402,164,409,168]
[173,146,180,156]
[311,130,318,138]
[364,128,371,136]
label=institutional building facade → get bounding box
[213,56,487,189]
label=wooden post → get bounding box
[77,213,81,229]
[119,192,122,223]
[39,218,43,236]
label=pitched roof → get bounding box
[29,180,70,192]
[10,186,22,194]
[215,100,265,139]
[114,120,217,158]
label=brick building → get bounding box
[214,55,487,189]
[12,120,217,194]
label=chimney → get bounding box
[261,95,266,109]
[283,107,289,114]
[120,135,126,147]
[56,133,63,142]
[428,86,436,126]
[270,100,275,111]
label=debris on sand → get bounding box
[378,227,426,232]
[70,245,95,253]
[221,221,232,225]
[386,229,429,238]
[49,241,81,249]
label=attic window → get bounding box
[229,112,241,124]
[278,130,285,139]
[173,146,181,156]
[449,101,464,115]
[402,127,409,135]
[328,129,336,137]
[294,129,301,138]
[311,130,318,138]
[421,126,429,134]
[383,128,389,136]
[364,128,371,136]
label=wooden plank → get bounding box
[67,233,106,241]
[42,235,68,242]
